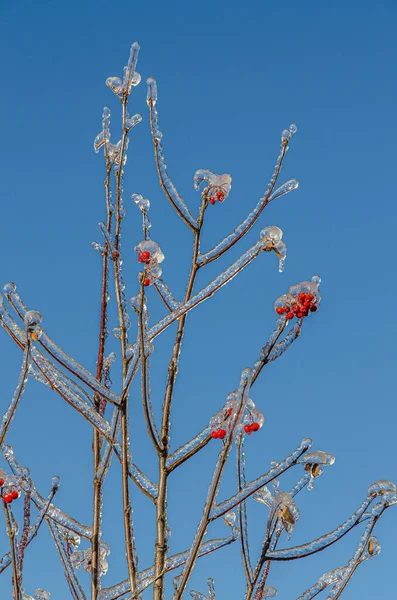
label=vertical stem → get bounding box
[3,501,20,600]
[92,166,112,599]
[153,199,207,600]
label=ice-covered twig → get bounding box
[2,444,93,539]
[0,342,29,446]
[2,286,121,406]
[174,369,253,600]
[210,438,312,520]
[98,529,238,600]
[237,435,253,584]
[166,425,212,472]
[128,233,277,355]
[48,520,87,600]
[264,490,395,562]
[3,500,20,600]
[147,77,198,231]
[154,278,181,312]
[197,133,297,266]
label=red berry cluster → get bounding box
[212,428,226,440]
[138,251,151,264]
[0,479,19,504]
[209,190,225,205]
[276,293,318,320]
[244,422,260,435]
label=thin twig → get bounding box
[3,500,20,600]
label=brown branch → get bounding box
[198,139,289,267]
[237,436,253,586]
[149,99,198,232]
[0,342,30,447]
[153,194,207,600]
[3,499,20,600]
[92,163,112,599]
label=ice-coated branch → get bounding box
[197,129,297,266]
[154,278,181,312]
[174,369,253,600]
[129,232,278,352]
[2,443,93,539]
[3,500,20,600]
[264,488,396,562]
[2,285,121,406]
[166,425,212,473]
[0,343,29,446]
[48,520,87,600]
[147,77,198,231]
[210,438,312,520]
[237,435,253,584]
[98,529,238,600]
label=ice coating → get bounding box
[167,425,212,469]
[132,192,150,212]
[125,113,142,130]
[210,438,312,520]
[34,591,51,600]
[274,275,322,317]
[2,444,93,538]
[98,531,237,600]
[193,169,232,203]
[367,479,396,496]
[70,541,110,576]
[47,521,87,600]
[190,577,216,600]
[299,451,335,466]
[146,76,158,106]
[148,84,198,229]
[253,485,274,508]
[197,134,294,265]
[267,491,300,539]
[154,279,181,311]
[268,179,299,203]
[260,226,287,272]
[265,493,379,561]
[2,284,120,405]
[106,42,140,97]
[94,106,111,153]
[296,568,346,600]
[0,345,29,444]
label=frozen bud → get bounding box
[146,77,158,106]
[126,113,142,130]
[223,511,236,526]
[131,192,150,212]
[34,590,51,600]
[51,476,61,489]
[368,480,397,496]
[300,451,335,466]
[24,310,42,328]
[106,77,123,97]
[3,282,17,294]
[193,169,232,203]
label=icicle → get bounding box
[190,577,216,599]
[210,438,312,520]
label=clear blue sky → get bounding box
[0,0,396,598]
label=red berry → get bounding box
[0,479,4,487]
[211,431,219,439]
[143,278,150,287]
[292,304,300,313]
[305,293,314,302]
[310,304,318,312]
[215,190,225,202]
[140,251,151,264]
[3,494,12,504]
[228,408,233,415]
[11,490,19,500]
[251,422,260,432]
[218,429,226,439]
[209,196,216,205]
[286,312,294,320]
[244,424,252,434]
[296,311,304,318]
[276,307,285,315]
[298,292,306,304]
[303,301,311,308]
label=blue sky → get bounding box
[0,0,396,598]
